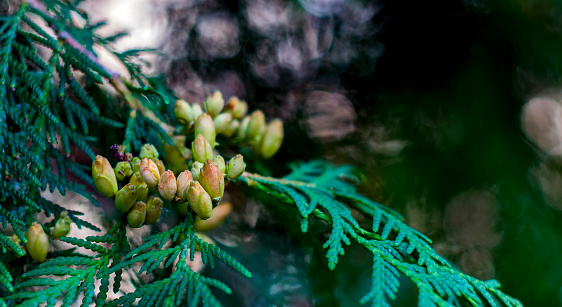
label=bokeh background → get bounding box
[85,0,562,305]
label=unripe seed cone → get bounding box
[238,116,251,141]
[129,172,149,201]
[174,99,193,125]
[191,104,203,123]
[205,91,224,118]
[131,157,141,172]
[140,158,160,188]
[195,202,232,232]
[140,144,159,160]
[225,97,248,119]
[191,162,204,181]
[226,154,246,180]
[176,170,194,201]
[145,196,164,225]
[222,119,240,138]
[194,114,216,148]
[213,155,226,173]
[92,155,118,198]
[115,162,133,181]
[247,110,266,143]
[26,222,49,262]
[158,170,177,201]
[199,160,225,202]
[115,183,138,213]
[127,201,146,228]
[213,113,232,134]
[52,213,72,239]
[192,134,214,163]
[154,159,166,175]
[188,181,213,219]
[259,119,284,159]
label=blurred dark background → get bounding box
[91,0,562,305]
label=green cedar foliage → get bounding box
[0,1,523,307]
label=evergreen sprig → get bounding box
[238,161,522,307]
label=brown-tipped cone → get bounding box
[194,114,216,147]
[145,196,164,225]
[192,134,214,163]
[188,181,213,219]
[176,170,194,201]
[92,155,118,198]
[158,170,177,201]
[140,158,160,188]
[225,97,248,119]
[199,160,225,203]
[205,91,224,118]
[127,201,146,228]
[26,222,49,262]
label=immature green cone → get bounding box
[222,119,240,138]
[140,158,160,188]
[127,201,146,228]
[26,222,49,263]
[213,155,226,173]
[188,181,213,219]
[226,154,246,180]
[145,196,164,225]
[194,113,216,147]
[237,116,251,141]
[129,172,148,201]
[140,144,159,160]
[115,184,138,214]
[192,134,214,163]
[176,170,194,201]
[191,162,204,181]
[51,211,72,239]
[174,99,193,125]
[114,161,133,181]
[154,159,166,175]
[225,97,248,119]
[247,110,266,143]
[199,160,225,203]
[213,113,232,134]
[131,157,141,172]
[192,104,203,122]
[258,119,284,159]
[158,170,177,201]
[205,91,224,118]
[92,155,118,198]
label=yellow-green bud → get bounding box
[188,181,213,219]
[205,91,224,118]
[222,119,240,138]
[192,134,214,163]
[213,113,232,134]
[154,159,166,175]
[247,110,266,143]
[191,104,203,123]
[258,119,284,159]
[195,202,232,232]
[145,196,163,225]
[213,155,226,173]
[131,157,141,172]
[140,158,160,188]
[158,170,177,201]
[127,201,146,228]
[225,97,248,119]
[174,99,193,125]
[199,160,225,203]
[226,154,245,180]
[191,162,204,181]
[115,162,133,181]
[176,170,194,202]
[92,155,118,198]
[129,172,149,201]
[51,211,72,239]
[238,116,251,141]
[26,222,49,262]
[140,144,159,160]
[194,114,216,148]
[115,183,138,214]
